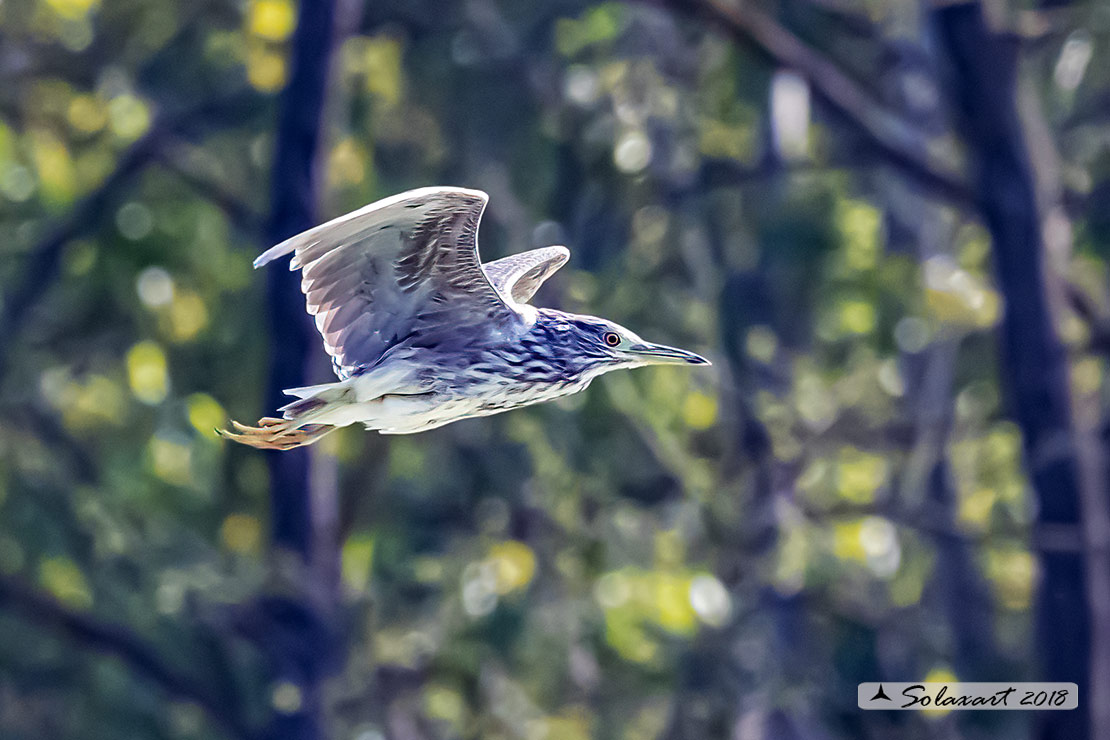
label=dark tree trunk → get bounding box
[265,0,339,561]
[932,4,1105,738]
[261,0,345,737]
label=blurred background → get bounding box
[1,0,1109,738]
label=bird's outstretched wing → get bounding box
[255,187,520,378]
[482,246,569,305]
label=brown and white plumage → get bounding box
[482,245,569,306]
[254,187,523,379]
[221,187,708,449]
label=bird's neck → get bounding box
[516,310,612,381]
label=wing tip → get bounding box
[253,241,294,269]
[542,245,571,268]
[251,186,490,270]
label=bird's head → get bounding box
[534,310,709,378]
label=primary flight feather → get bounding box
[221,187,709,450]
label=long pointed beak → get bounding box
[628,342,711,366]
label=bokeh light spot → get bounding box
[167,290,209,342]
[39,557,93,609]
[688,574,731,627]
[187,393,226,437]
[249,0,296,42]
[341,534,375,594]
[136,266,174,308]
[248,46,288,91]
[67,94,107,133]
[149,436,192,486]
[221,514,262,555]
[126,340,169,404]
[271,682,303,714]
[117,201,154,240]
[107,94,151,140]
[682,391,717,430]
[745,325,777,363]
[45,0,99,21]
[487,540,536,594]
[0,165,36,202]
[613,129,651,174]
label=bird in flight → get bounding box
[220,187,709,450]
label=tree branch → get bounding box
[632,0,974,205]
[1064,280,1110,357]
[933,4,1108,738]
[158,141,264,236]
[0,574,254,740]
[0,128,162,379]
[0,89,265,382]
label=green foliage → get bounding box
[1,0,1104,738]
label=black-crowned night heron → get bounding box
[221,187,709,450]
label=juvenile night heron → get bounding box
[221,187,709,450]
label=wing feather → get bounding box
[255,187,521,378]
[482,246,569,305]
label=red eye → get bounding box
[603,332,621,347]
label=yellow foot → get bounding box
[230,418,292,436]
[217,419,334,450]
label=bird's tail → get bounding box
[218,385,349,450]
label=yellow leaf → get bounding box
[58,374,127,429]
[107,94,151,140]
[247,45,287,92]
[167,290,208,342]
[424,685,466,728]
[831,520,866,563]
[29,131,77,205]
[127,341,168,404]
[487,540,536,594]
[836,199,881,271]
[984,547,1036,610]
[248,0,296,42]
[187,393,226,438]
[149,436,192,486]
[838,299,876,335]
[555,5,623,56]
[682,391,717,430]
[653,572,697,635]
[1072,356,1102,397]
[836,448,887,503]
[45,0,99,21]
[342,535,375,593]
[67,94,107,134]
[221,514,262,555]
[361,35,403,106]
[327,137,367,188]
[922,667,958,718]
[39,557,93,609]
